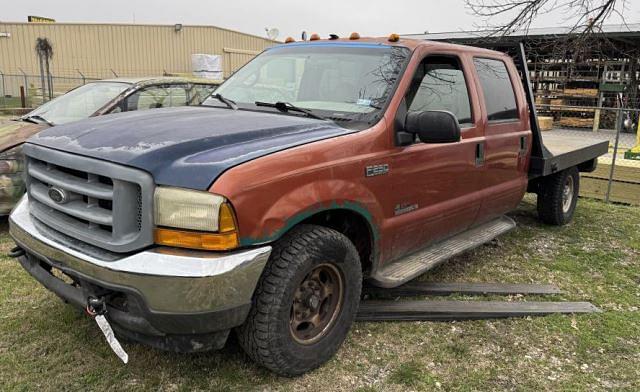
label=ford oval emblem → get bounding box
[48,187,69,204]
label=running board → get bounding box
[370,216,517,288]
[364,282,562,297]
[356,300,601,321]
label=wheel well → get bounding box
[301,209,374,275]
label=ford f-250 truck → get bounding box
[9,35,607,375]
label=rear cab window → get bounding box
[473,58,519,122]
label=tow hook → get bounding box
[86,296,108,316]
[8,246,25,258]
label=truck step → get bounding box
[364,282,562,297]
[356,300,601,322]
[370,216,517,288]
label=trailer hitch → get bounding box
[86,296,108,316]
[8,246,25,259]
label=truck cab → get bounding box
[9,36,606,376]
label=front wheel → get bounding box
[236,225,362,376]
[537,167,580,225]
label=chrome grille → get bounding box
[23,144,154,253]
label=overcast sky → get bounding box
[3,0,640,40]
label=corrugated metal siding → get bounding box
[0,22,276,79]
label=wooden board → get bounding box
[564,88,599,97]
[580,176,640,205]
[364,282,562,297]
[356,300,601,321]
[559,117,594,128]
[582,156,640,184]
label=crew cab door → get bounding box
[386,54,484,260]
[471,57,530,221]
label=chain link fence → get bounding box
[0,68,182,110]
[535,104,640,206]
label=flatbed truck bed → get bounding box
[529,131,609,178]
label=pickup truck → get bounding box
[9,35,607,376]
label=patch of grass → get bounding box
[1,196,639,390]
[388,361,438,388]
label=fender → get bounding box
[238,179,383,249]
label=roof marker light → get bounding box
[349,32,360,40]
[388,33,400,42]
[284,36,295,43]
[309,33,320,41]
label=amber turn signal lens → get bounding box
[349,32,360,40]
[155,228,239,251]
[218,202,238,233]
[388,33,400,42]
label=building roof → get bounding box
[403,23,640,41]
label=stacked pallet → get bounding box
[559,117,594,128]
[580,156,640,205]
[564,88,599,97]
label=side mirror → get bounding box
[405,110,461,143]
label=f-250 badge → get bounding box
[365,164,389,177]
[394,203,418,216]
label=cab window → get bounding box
[407,56,473,126]
[124,84,189,112]
[473,58,518,121]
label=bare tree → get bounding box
[35,38,54,103]
[465,0,628,38]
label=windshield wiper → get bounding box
[22,115,54,126]
[211,93,238,110]
[255,101,325,121]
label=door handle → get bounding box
[475,142,485,166]
[519,136,527,155]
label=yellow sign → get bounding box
[28,16,56,23]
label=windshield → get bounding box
[26,82,131,125]
[205,44,410,123]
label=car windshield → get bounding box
[204,44,410,124]
[25,81,131,125]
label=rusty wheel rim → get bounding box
[290,263,344,345]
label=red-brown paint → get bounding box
[210,38,531,276]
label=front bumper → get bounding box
[9,197,271,352]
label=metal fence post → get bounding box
[605,99,624,203]
[0,70,5,108]
[18,68,28,101]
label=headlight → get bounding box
[0,145,24,175]
[153,186,239,251]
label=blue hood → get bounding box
[27,106,355,190]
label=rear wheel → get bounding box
[236,224,362,376]
[537,167,580,225]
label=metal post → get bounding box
[0,70,5,108]
[605,97,624,203]
[593,63,606,133]
[18,68,28,100]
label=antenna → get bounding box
[265,27,280,40]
